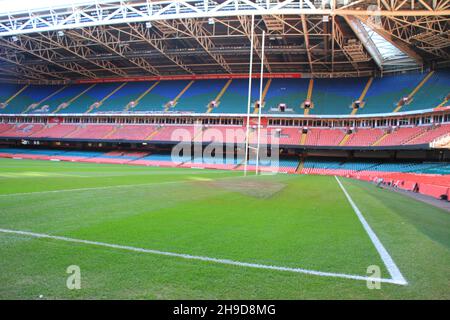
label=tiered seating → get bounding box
[181,154,238,170]
[418,164,450,175]
[103,151,149,158]
[149,125,195,142]
[272,127,302,145]
[0,84,24,109]
[263,79,309,114]
[57,150,103,161]
[98,82,155,112]
[305,128,346,146]
[212,79,263,114]
[377,126,426,146]
[406,124,450,145]
[0,148,64,159]
[29,124,78,138]
[0,123,13,133]
[0,70,449,115]
[311,78,366,115]
[79,150,149,164]
[2,85,65,114]
[302,157,379,176]
[301,157,450,199]
[176,80,227,113]
[0,123,44,137]
[41,85,93,113]
[64,83,119,113]
[345,128,385,146]
[359,73,422,114]
[244,157,299,173]
[408,70,450,110]
[65,125,115,139]
[199,126,246,144]
[105,125,157,141]
[0,122,447,146]
[133,80,191,112]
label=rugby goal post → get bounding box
[243,15,265,177]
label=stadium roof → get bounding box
[0,0,448,82]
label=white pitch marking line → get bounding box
[0,174,241,198]
[0,181,183,197]
[0,228,406,285]
[335,176,408,286]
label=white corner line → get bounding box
[0,228,406,286]
[334,176,408,286]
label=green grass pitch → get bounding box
[0,158,449,299]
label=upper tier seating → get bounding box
[263,78,309,114]
[176,80,227,113]
[1,85,65,114]
[212,79,265,113]
[133,80,191,112]
[359,72,423,114]
[406,71,450,110]
[64,83,121,113]
[310,78,366,115]
[1,70,448,115]
[0,83,23,109]
[42,84,93,113]
[98,82,155,113]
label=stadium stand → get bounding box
[344,128,385,146]
[402,71,450,111]
[0,122,448,147]
[64,124,115,140]
[405,124,450,145]
[62,83,120,113]
[36,85,93,113]
[29,124,79,139]
[103,125,157,141]
[211,79,266,114]
[0,84,25,111]
[310,77,366,115]
[176,80,228,113]
[0,123,45,137]
[263,78,309,114]
[300,157,450,199]
[305,128,347,146]
[132,80,192,112]
[359,72,423,114]
[1,85,66,114]
[98,82,155,113]
[377,126,427,146]
[1,71,449,115]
